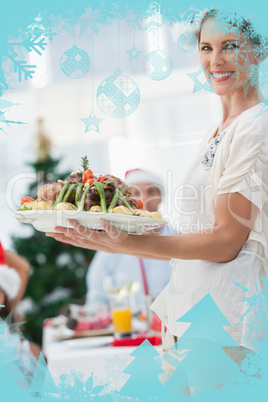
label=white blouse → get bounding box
[151,103,268,351]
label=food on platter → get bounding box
[17,156,162,220]
[110,206,132,215]
[54,202,78,211]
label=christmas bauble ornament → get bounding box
[143,50,173,81]
[60,45,90,79]
[96,69,140,118]
[177,31,198,53]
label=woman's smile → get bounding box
[211,71,235,82]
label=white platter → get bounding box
[13,210,167,234]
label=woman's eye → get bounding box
[201,46,212,51]
[225,43,239,51]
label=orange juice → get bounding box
[111,308,132,332]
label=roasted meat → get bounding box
[105,175,132,198]
[84,187,100,211]
[66,172,83,183]
[37,182,64,204]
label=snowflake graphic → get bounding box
[57,369,107,398]
[225,55,254,98]
[248,62,268,89]
[102,354,129,391]
[223,40,249,65]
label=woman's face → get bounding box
[199,18,258,97]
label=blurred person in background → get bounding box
[0,242,40,357]
[85,169,173,314]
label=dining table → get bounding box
[42,320,163,394]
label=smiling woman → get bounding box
[46,9,268,390]
[199,10,265,97]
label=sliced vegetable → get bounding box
[85,178,94,186]
[21,196,35,205]
[63,183,78,202]
[94,181,107,213]
[98,175,108,182]
[108,189,119,212]
[137,200,144,209]
[117,190,134,212]
[82,169,94,183]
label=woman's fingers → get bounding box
[100,219,122,238]
[46,230,116,253]
[99,219,130,244]
[66,220,95,237]
[46,219,130,253]
[46,231,83,247]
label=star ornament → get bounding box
[81,111,103,133]
[187,66,213,93]
[126,45,142,61]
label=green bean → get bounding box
[63,183,77,202]
[108,189,119,212]
[78,185,91,211]
[75,183,84,207]
[94,181,107,213]
[117,190,134,212]
[52,182,72,210]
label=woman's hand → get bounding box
[46,219,130,253]
[47,191,257,262]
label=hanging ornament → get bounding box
[81,28,103,133]
[126,45,142,62]
[126,23,142,62]
[143,50,173,81]
[96,69,140,118]
[60,45,90,79]
[82,111,103,133]
[143,8,172,81]
[177,31,198,53]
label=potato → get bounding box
[110,206,132,215]
[32,200,52,210]
[150,212,162,219]
[89,205,102,212]
[54,202,77,211]
[132,209,151,217]
[20,201,36,210]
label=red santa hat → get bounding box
[125,169,164,195]
[0,243,21,301]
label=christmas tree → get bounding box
[12,119,95,346]
[28,352,58,397]
[165,293,244,398]
[120,339,165,400]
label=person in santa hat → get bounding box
[0,242,41,358]
[0,242,29,315]
[85,168,173,315]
